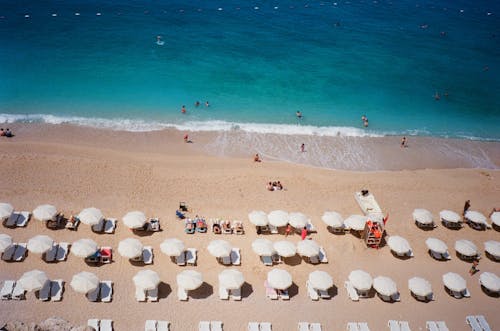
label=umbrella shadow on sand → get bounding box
[189,282,213,299]
[158,282,172,299]
[241,282,253,298]
[287,282,299,298]
[283,255,302,266]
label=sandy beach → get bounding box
[0,124,499,331]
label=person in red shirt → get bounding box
[301,227,308,240]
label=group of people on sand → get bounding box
[0,128,13,138]
[181,101,210,114]
[266,181,283,191]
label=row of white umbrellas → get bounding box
[252,238,320,258]
[413,208,495,228]
[248,210,310,228]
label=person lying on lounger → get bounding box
[213,222,221,234]
[222,221,231,232]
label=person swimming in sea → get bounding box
[195,101,200,107]
[156,35,164,45]
[296,111,302,119]
[434,91,440,100]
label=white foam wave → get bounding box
[0,113,385,137]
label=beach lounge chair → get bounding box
[100,319,113,331]
[147,287,158,302]
[145,320,157,331]
[466,316,481,331]
[233,220,244,234]
[347,323,360,331]
[269,225,278,234]
[179,202,188,212]
[279,289,290,300]
[358,323,370,331]
[476,316,491,331]
[185,220,195,234]
[231,287,242,301]
[44,243,58,262]
[87,285,100,302]
[388,320,401,331]
[264,281,278,300]
[426,322,438,331]
[50,279,64,301]
[100,281,113,302]
[176,210,186,219]
[435,322,448,331]
[176,251,186,266]
[46,214,63,229]
[92,219,105,233]
[231,247,241,265]
[15,211,30,227]
[319,247,328,263]
[306,221,316,233]
[11,281,25,300]
[143,246,153,264]
[211,321,223,331]
[1,244,16,261]
[399,322,411,331]
[261,255,273,266]
[5,212,18,227]
[38,280,51,301]
[65,216,80,230]
[88,319,100,330]
[199,321,210,331]
[13,243,27,261]
[186,248,197,265]
[100,247,112,264]
[147,218,160,232]
[136,287,146,302]
[104,218,117,234]
[196,219,208,233]
[0,280,15,300]
[309,254,320,264]
[318,288,330,299]
[344,281,360,301]
[260,322,272,331]
[157,321,170,331]
[298,322,309,331]
[56,242,70,261]
[306,280,319,301]
[248,323,260,331]
[221,255,231,265]
[177,286,188,301]
[219,285,229,300]
[222,221,232,234]
[310,323,322,331]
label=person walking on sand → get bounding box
[469,259,479,275]
[463,200,471,216]
[300,143,305,152]
[401,136,407,148]
[285,224,292,237]
[254,153,261,162]
[301,226,308,240]
[184,134,189,143]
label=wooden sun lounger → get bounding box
[100,319,113,331]
[12,281,25,300]
[15,212,30,227]
[50,279,64,301]
[56,242,70,261]
[231,247,241,265]
[2,244,16,261]
[199,321,210,331]
[104,218,117,234]
[260,322,272,331]
[298,322,309,331]
[100,281,113,302]
[177,287,188,301]
[344,281,359,301]
[147,287,158,302]
[399,321,411,331]
[143,246,153,264]
[306,280,319,301]
[136,287,146,302]
[88,319,100,330]
[13,243,27,261]
[476,316,491,331]
[87,285,100,302]
[186,248,197,265]
[145,320,157,331]
[248,323,260,331]
[310,323,322,331]
[157,320,170,331]
[176,252,186,266]
[45,243,58,262]
[1,280,15,300]
[219,285,229,300]
[38,280,51,301]
[231,287,242,301]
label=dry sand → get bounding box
[0,124,499,331]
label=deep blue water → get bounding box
[0,0,499,139]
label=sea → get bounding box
[0,0,499,166]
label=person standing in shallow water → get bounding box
[300,143,305,152]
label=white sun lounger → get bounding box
[88,319,100,330]
[2,244,16,261]
[260,322,272,331]
[261,255,273,266]
[157,321,170,331]
[306,280,319,301]
[347,322,360,331]
[269,225,278,234]
[104,218,117,233]
[310,323,322,331]
[100,281,113,302]
[56,242,70,261]
[248,323,260,331]
[219,285,229,300]
[147,287,158,302]
[199,321,210,331]
[319,247,328,263]
[92,219,105,233]
[136,287,146,302]
[100,319,113,331]
[1,280,15,300]
[211,321,223,331]
[298,322,309,331]
[399,321,411,331]
[50,279,64,301]
[220,255,231,265]
[466,316,482,331]
[309,254,320,264]
[476,315,491,331]
[231,287,242,301]
[145,320,157,331]
[318,288,330,299]
[388,321,401,331]
[279,289,290,300]
[186,248,197,265]
[87,285,100,302]
[176,252,186,266]
[13,243,27,261]
[143,246,153,264]
[38,280,51,301]
[435,322,448,331]
[5,213,18,227]
[44,243,58,262]
[12,281,25,300]
[177,286,188,301]
[15,212,30,227]
[426,322,438,331]
[358,323,370,331]
[264,281,278,300]
[344,281,359,301]
[231,247,241,265]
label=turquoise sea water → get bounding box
[0,0,499,140]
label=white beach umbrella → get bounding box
[321,211,343,228]
[465,211,487,226]
[218,269,245,290]
[177,270,203,290]
[207,240,232,258]
[442,272,467,293]
[33,204,57,221]
[288,212,308,228]
[118,238,143,259]
[408,277,433,297]
[251,238,275,256]
[387,236,412,255]
[18,269,49,292]
[297,240,320,257]
[348,270,373,291]
[413,208,433,225]
[70,271,99,294]
[344,215,367,231]
[71,238,98,258]
[27,235,54,254]
[308,271,333,291]
[484,240,500,258]
[267,269,292,290]
[455,239,478,257]
[425,237,448,254]
[273,241,297,258]
[160,238,185,257]
[248,210,269,226]
[133,270,160,291]
[122,210,147,229]
[491,212,500,227]
[78,207,104,225]
[268,210,289,227]
[0,203,14,220]
[439,210,461,223]
[479,272,500,293]
[0,234,13,253]
[373,276,398,297]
